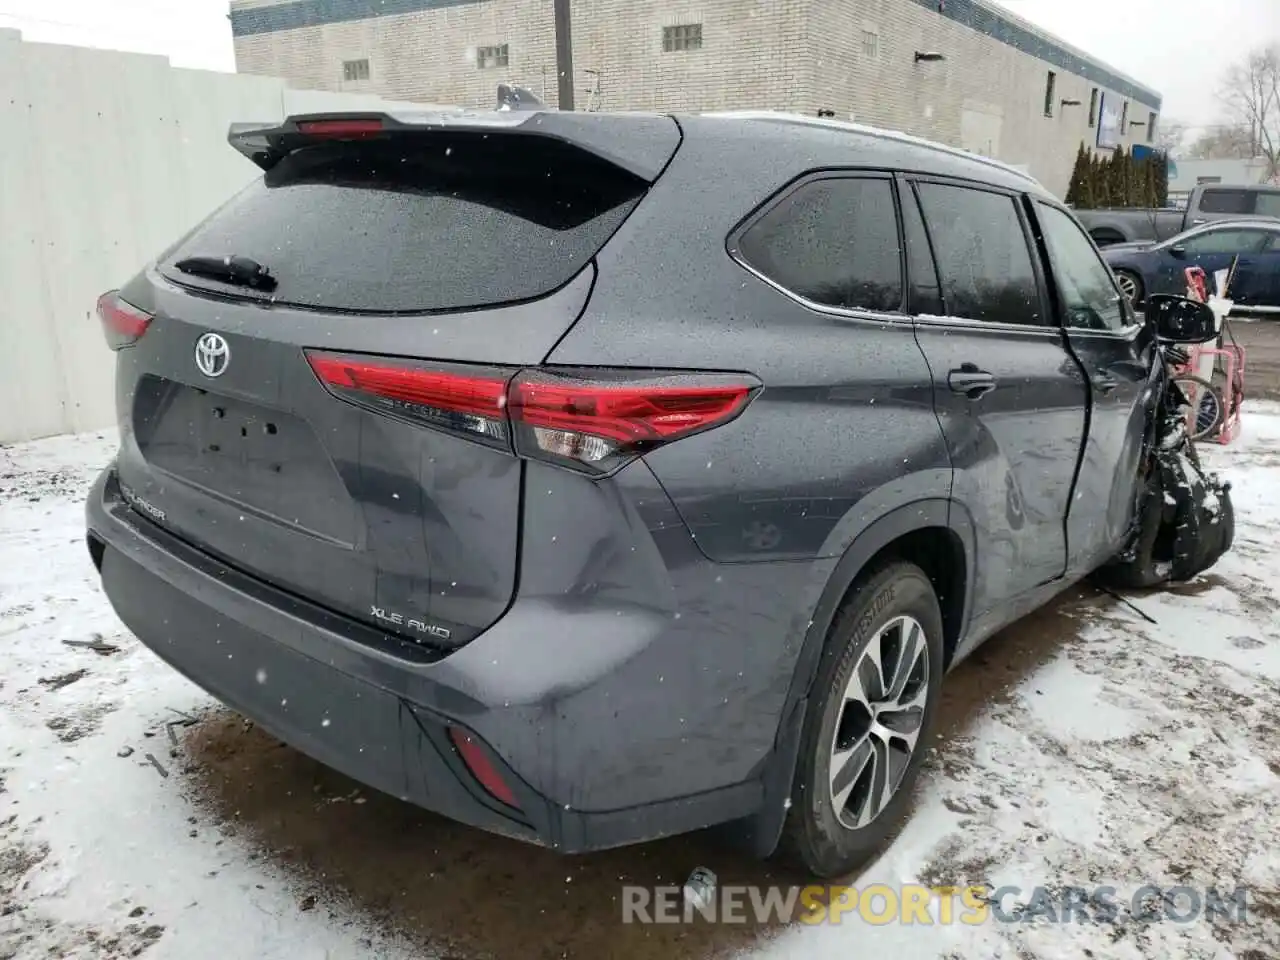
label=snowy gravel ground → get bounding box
[2,407,1279,960]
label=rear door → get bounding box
[1257,231,1280,308]
[903,177,1088,619]
[112,114,678,649]
[1211,227,1280,307]
[1029,201,1158,573]
[1173,226,1272,297]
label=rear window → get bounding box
[162,134,647,313]
[1197,189,1253,215]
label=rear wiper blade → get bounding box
[174,255,277,291]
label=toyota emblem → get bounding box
[195,332,230,378]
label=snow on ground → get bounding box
[0,434,417,960]
[2,409,1279,960]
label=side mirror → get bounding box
[1147,294,1217,343]
[1169,245,1187,259]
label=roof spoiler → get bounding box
[227,107,681,182]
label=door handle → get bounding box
[947,364,997,399]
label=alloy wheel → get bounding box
[1116,272,1140,305]
[828,615,930,829]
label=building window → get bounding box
[1043,71,1057,117]
[1088,88,1098,127]
[1120,100,1129,135]
[475,44,509,69]
[662,23,703,52]
[861,30,879,58]
[1148,112,1157,143]
[342,59,370,82]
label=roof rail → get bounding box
[702,110,1043,187]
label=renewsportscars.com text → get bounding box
[622,883,1251,925]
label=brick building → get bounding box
[229,0,1162,196]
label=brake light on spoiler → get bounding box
[306,351,758,476]
[295,118,387,138]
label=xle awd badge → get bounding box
[195,332,230,378]
[371,605,452,642]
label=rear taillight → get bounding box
[306,351,758,475]
[96,292,152,350]
[448,727,520,809]
[509,371,755,475]
[306,353,511,448]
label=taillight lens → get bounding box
[307,353,512,448]
[509,371,756,475]
[448,726,520,809]
[306,351,758,474]
[96,292,152,350]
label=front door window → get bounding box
[1034,203,1129,332]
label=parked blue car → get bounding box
[1102,219,1280,316]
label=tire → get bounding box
[1115,269,1144,307]
[1171,375,1224,441]
[780,561,945,879]
[1095,468,1169,589]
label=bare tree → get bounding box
[1154,118,1189,154]
[1186,124,1257,160]
[1220,43,1280,177]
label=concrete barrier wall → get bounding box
[0,30,438,442]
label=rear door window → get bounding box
[1254,191,1280,218]
[914,183,1044,326]
[161,135,647,313]
[735,176,904,313]
[1198,189,1253,215]
[1181,228,1271,255]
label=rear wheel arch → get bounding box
[1090,227,1127,247]
[807,502,973,676]
[874,526,969,668]
[739,500,973,858]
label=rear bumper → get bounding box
[96,526,543,842]
[87,467,821,852]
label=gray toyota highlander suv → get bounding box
[86,108,1192,877]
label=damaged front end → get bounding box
[1100,376,1236,589]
